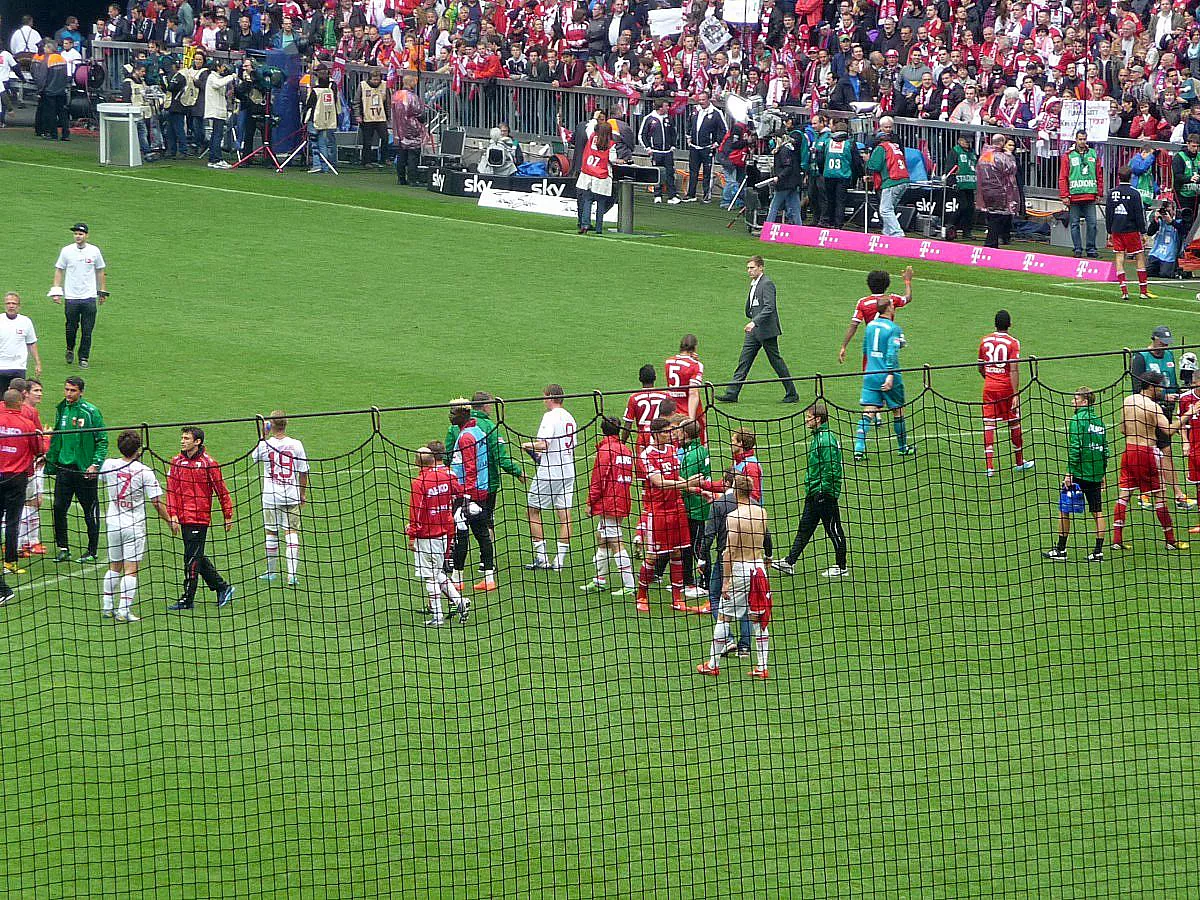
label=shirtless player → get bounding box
[697,474,771,677]
[1111,371,1194,551]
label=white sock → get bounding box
[437,570,462,604]
[452,568,463,586]
[480,568,496,586]
[102,570,120,612]
[614,550,634,588]
[119,575,137,617]
[754,623,770,671]
[533,539,547,564]
[709,621,729,668]
[265,533,278,574]
[18,506,37,549]
[555,541,569,567]
[426,581,443,620]
[284,532,299,579]
[593,548,609,583]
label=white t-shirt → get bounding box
[100,458,163,530]
[252,436,310,507]
[60,47,82,78]
[0,51,18,92]
[55,242,106,300]
[0,314,36,370]
[8,27,41,56]
[535,406,576,481]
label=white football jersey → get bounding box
[536,406,577,480]
[100,458,163,529]
[252,436,310,507]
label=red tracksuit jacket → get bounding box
[167,450,233,525]
[407,464,463,539]
[587,435,634,518]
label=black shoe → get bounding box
[1086,251,1099,259]
[79,359,89,369]
[781,395,800,404]
[168,599,194,611]
[65,350,74,365]
[1072,250,1083,258]
[0,587,12,606]
[716,393,738,403]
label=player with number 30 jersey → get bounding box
[978,310,1032,477]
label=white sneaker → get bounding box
[653,196,662,204]
[307,166,322,174]
[683,585,707,599]
[1014,461,1035,472]
[206,162,221,168]
[114,611,141,623]
[821,566,849,578]
[667,197,681,205]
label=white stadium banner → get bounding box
[478,187,619,223]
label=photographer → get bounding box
[1147,201,1184,280]
[303,66,340,175]
[164,58,198,160]
[234,59,268,158]
[763,125,807,226]
[819,126,859,229]
[121,62,159,161]
[203,60,237,169]
[356,68,391,168]
[717,120,751,211]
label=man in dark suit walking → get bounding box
[717,256,800,404]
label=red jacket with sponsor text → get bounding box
[167,449,233,525]
[407,464,463,539]
[0,408,40,475]
[587,435,634,518]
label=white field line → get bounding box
[5,158,1198,316]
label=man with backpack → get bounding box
[867,133,910,236]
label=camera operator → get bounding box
[164,58,197,159]
[818,125,860,229]
[203,59,237,169]
[356,68,391,168]
[234,59,268,159]
[121,61,160,161]
[478,125,518,176]
[763,124,806,225]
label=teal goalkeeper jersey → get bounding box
[863,317,904,382]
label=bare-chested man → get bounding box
[698,475,771,677]
[1112,371,1193,551]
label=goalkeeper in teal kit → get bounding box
[854,296,916,460]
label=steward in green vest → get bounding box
[1173,133,1200,203]
[1059,130,1102,257]
[945,133,979,240]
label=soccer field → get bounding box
[2,136,1200,897]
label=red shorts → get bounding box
[644,503,690,555]
[1188,448,1200,485]
[1119,444,1162,492]
[1110,231,1144,254]
[983,385,1017,422]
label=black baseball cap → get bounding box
[70,222,88,233]
[1152,325,1173,345]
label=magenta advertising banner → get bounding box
[759,223,1118,283]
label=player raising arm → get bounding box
[979,310,1033,477]
[838,266,914,366]
[1111,372,1192,552]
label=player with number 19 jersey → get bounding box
[252,435,310,509]
[99,457,164,561]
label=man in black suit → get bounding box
[718,256,799,403]
[684,91,727,203]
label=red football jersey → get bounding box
[852,292,909,325]
[663,353,704,409]
[640,443,686,511]
[978,331,1021,391]
[623,389,671,437]
[1180,390,1200,447]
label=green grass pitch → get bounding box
[1,135,1199,897]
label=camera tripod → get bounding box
[277,129,339,175]
[233,90,282,170]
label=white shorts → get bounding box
[107,523,147,563]
[528,476,574,510]
[264,504,301,532]
[595,516,622,541]
[413,537,448,580]
[718,560,760,621]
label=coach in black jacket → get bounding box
[639,99,678,202]
[684,92,727,202]
[718,256,799,403]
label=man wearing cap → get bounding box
[1131,326,1197,510]
[49,224,107,370]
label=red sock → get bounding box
[1117,272,1127,294]
[983,424,996,470]
[1155,502,1176,544]
[669,557,684,590]
[1112,498,1128,543]
[1011,422,1024,466]
[637,561,654,590]
[1137,269,1148,294]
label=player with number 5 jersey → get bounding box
[99,430,173,623]
[664,334,706,442]
[978,310,1033,477]
[251,411,309,586]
